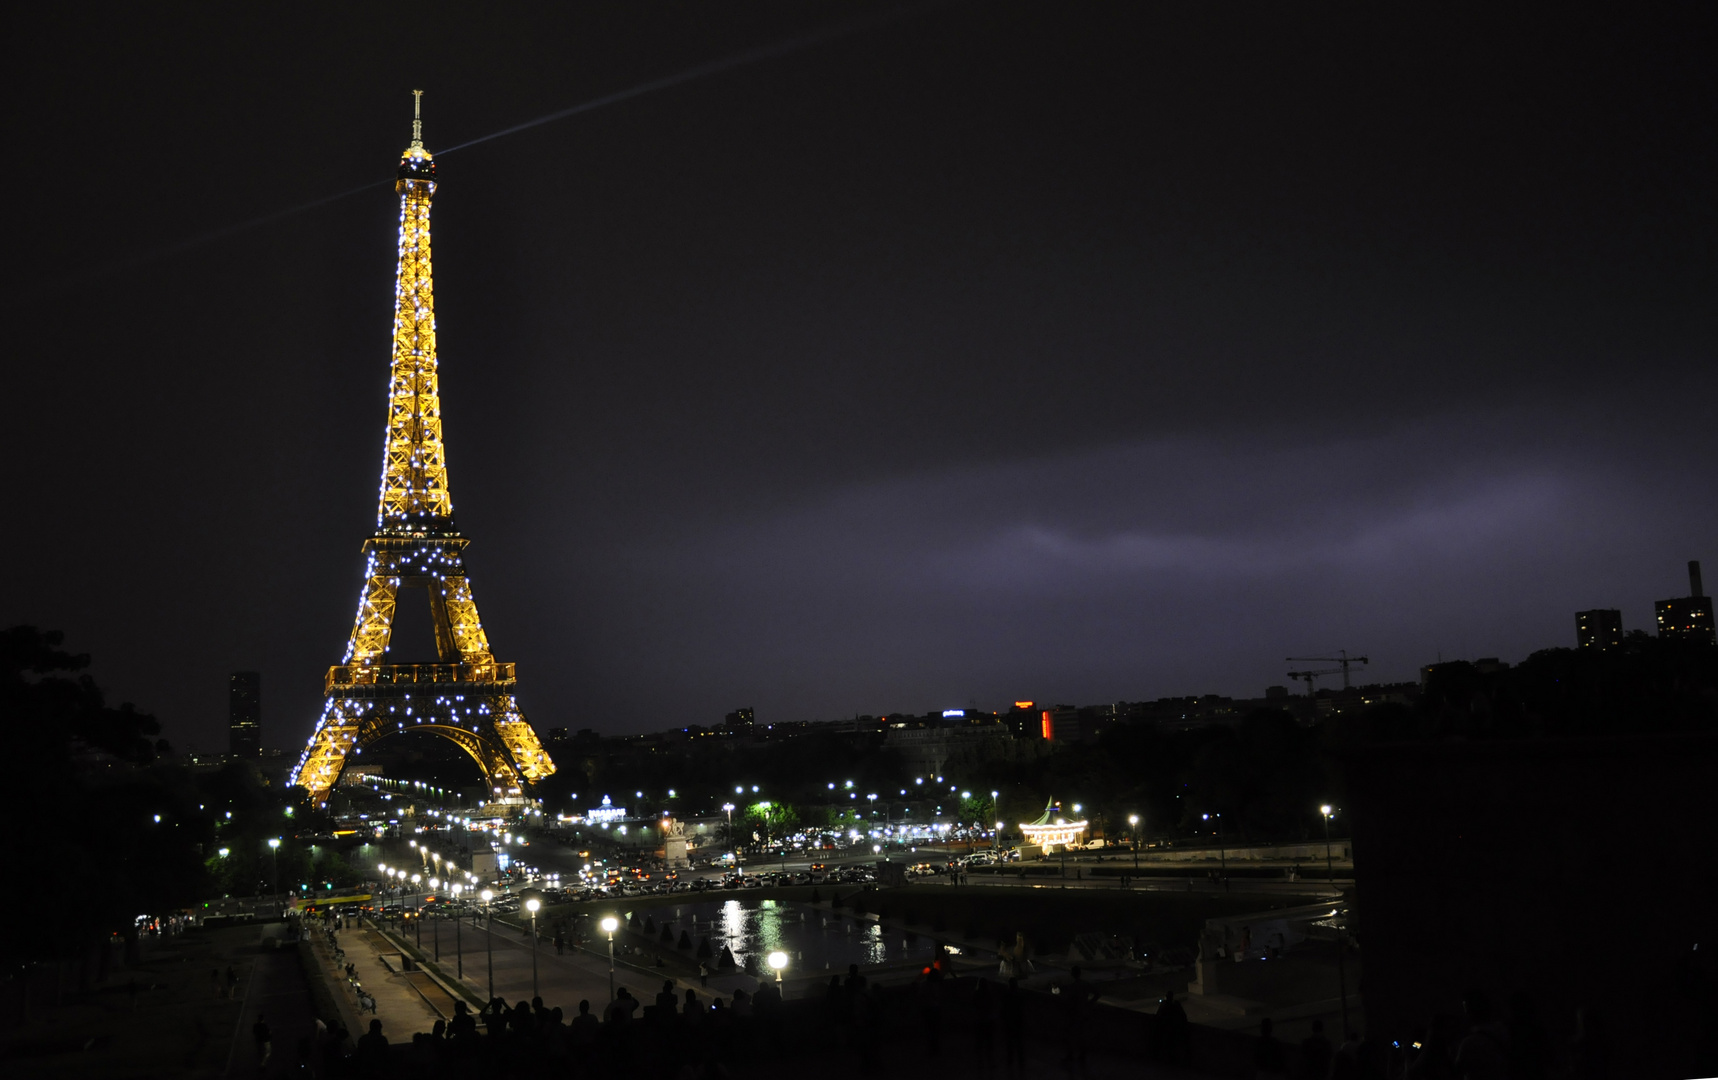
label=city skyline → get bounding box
[6,5,1715,752]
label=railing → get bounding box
[326,662,516,693]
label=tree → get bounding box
[1,626,211,971]
[746,801,799,845]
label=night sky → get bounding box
[6,4,1715,752]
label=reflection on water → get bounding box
[645,899,935,974]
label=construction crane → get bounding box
[1285,650,1369,695]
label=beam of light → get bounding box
[437,4,925,156]
[4,3,934,312]
[3,179,395,310]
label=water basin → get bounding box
[630,899,936,975]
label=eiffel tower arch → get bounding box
[291,94,554,809]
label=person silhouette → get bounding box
[449,999,477,1039]
[252,1012,272,1067]
[1253,1017,1288,1079]
[356,1018,388,1067]
[1297,1018,1333,1080]
[569,999,599,1048]
[1455,989,1510,1080]
[1151,988,1190,1065]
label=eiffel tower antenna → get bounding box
[290,96,554,810]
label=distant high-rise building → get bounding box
[229,672,261,758]
[724,707,755,730]
[1655,560,1716,645]
[1576,609,1623,651]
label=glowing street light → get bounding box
[480,889,496,1000]
[768,950,788,985]
[1320,805,1336,883]
[600,916,620,1001]
[525,898,542,998]
[451,882,463,979]
[722,803,739,874]
[1129,814,1141,873]
[267,838,281,897]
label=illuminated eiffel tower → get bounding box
[290,93,554,809]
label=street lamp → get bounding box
[1129,814,1141,874]
[1202,813,1225,880]
[990,792,1001,857]
[429,878,441,961]
[525,898,541,999]
[600,916,619,1002]
[1320,804,1349,1036]
[480,889,495,1001]
[452,883,462,979]
[768,950,788,990]
[411,874,422,945]
[722,803,738,873]
[267,838,281,898]
[1321,805,1335,883]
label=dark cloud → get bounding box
[535,396,1718,728]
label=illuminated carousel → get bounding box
[1017,800,1088,852]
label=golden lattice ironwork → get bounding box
[290,93,554,808]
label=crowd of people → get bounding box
[291,939,1070,1079]
[1238,989,1612,1080]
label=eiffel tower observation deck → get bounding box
[290,93,554,810]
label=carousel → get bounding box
[1017,799,1088,852]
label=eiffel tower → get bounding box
[290,93,554,809]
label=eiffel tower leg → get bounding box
[292,691,550,809]
[293,699,364,808]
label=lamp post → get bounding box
[768,950,788,995]
[429,878,441,961]
[1203,812,1225,880]
[1320,805,1335,883]
[600,916,619,1002]
[481,889,495,1001]
[990,792,1000,858]
[722,803,738,874]
[411,874,422,945]
[525,898,541,999]
[452,883,462,979]
[1129,814,1140,875]
[267,838,280,899]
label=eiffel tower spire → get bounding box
[290,95,554,810]
[379,89,453,533]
